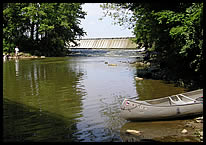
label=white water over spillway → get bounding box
[68,37,138,49]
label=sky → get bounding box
[80,3,134,38]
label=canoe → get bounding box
[120,89,203,121]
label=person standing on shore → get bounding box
[15,46,19,58]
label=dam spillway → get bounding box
[68,37,138,49]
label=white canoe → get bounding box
[120,89,203,121]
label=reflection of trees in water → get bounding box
[3,58,86,141]
[3,99,78,142]
[3,58,85,118]
[134,79,185,100]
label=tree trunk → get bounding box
[30,21,34,41]
[35,23,39,41]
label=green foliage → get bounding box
[100,3,135,29]
[101,3,203,88]
[3,3,86,56]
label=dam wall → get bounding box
[68,37,138,49]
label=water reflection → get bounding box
[135,79,186,100]
[15,59,19,77]
[68,57,137,141]
[68,48,144,58]
[3,58,86,142]
[3,99,79,142]
[3,55,186,142]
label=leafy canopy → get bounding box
[3,3,86,56]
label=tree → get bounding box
[3,3,86,56]
[3,3,28,53]
[101,3,203,88]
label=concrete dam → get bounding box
[68,37,138,49]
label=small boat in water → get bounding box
[120,89,203,121]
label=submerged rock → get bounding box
[199,131,203,137]
[135,77,144,81]
[195,116,203,123]
[126,129,142,136]
[131,61,150,67]
[181,129,188,134]
[108,64,117,66]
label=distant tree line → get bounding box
[101,3,203,89]
[3,3,86,56]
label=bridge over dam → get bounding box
[67,37,139,49]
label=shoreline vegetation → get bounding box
[129,52,202,91]
[3,3,203,90]
[100,3,203,91]
[3,3,86,57]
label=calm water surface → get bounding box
[3,49,186,142]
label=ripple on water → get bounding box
[3,55,186,142]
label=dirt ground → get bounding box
[154,116,203,142]
[120,116,203,142]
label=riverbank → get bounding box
[127,53,202,90]
[3,51,202,142]
[121,116,203,142]
[155,116,203,142]
[121,58,203,142]
[3,52,45,60]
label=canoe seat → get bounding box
[179,94,196,102]
[169,95,187,105]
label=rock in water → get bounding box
[181,129,188,134]
[195,116,203,123]
[135,77,143,81]
[126,129,141,136]
[108,64,117,66]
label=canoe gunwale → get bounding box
[120,89,203,121]
[122,89,203,108]
[122,98,202,108]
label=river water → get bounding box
[3,49,186,142]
